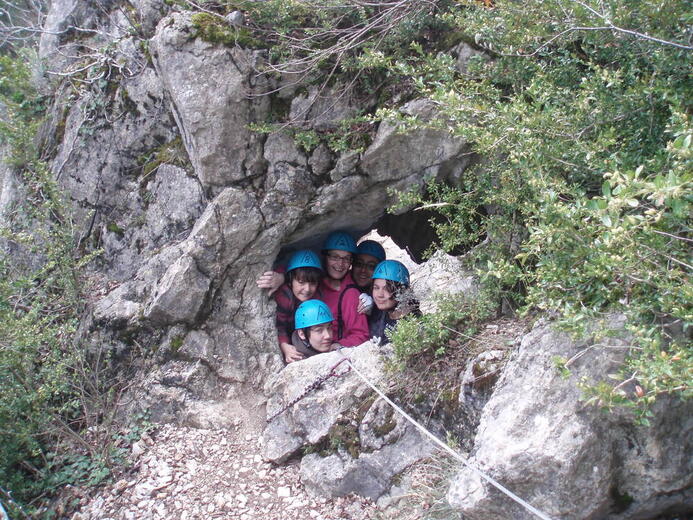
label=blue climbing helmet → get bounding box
[295,299,334,330]
[286,249,323,272]
[322,230,358,254]
[356,240,386,262]
[372,260,410,286]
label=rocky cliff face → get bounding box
[1,1,689,518]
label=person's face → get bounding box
[300,322,333,352]
[352,253,378,289]
[372,279,396,311]
[291,277,318,302]
[325,250,352,280]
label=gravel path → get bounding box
[73,424,380,520]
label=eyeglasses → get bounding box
[353,261,377,271]
[326,253,352,265]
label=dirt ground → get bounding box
[71,423,381,520]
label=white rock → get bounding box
[277,486,291,498]
[131,441,145,458]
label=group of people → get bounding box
[256,231,419,364]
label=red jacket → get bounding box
[319,273,369,347]
[274,284,299,348]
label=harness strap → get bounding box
[336,283,360,340]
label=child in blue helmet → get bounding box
[352,240,386,313]
[319,231,370,349]
[292,299,334,358]
[369,259,419,345]
[273,250,323,363]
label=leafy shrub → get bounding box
[383,0,691,418]
[0,54,131,516]
[389,291,496,366]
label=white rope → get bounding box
[337,349,555,520]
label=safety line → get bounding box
[337,349,555,520]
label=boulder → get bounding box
[144,254,210,326]
[410,251,478,313]
[361,99,471,186]
[300,398,433,500]
[261,344,383,463]
[261,344,435,500]
[446,318,693,519]
[289,86,359,131]
[151,12,269,189]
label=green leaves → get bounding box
[0,56,105,514]
[384,0,691,418]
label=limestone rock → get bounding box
[289,86,359,131]
[446,319,693,519]
[39,0,85,66]
[300,413,431,500]
[410,251,478,313]
[0,145,19,221]
[260,344,383,463]
[451,42,489,75]
[51,67,178,280]
[152,12,269,189]
[131,0,169,36]
[360,99,471,187]
[144,254,210,326]
[459,349,506,412]
[263,132,306,168]
[226,11,245,28]
[92,284,142,327]
[309,144,333,176]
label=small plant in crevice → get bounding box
[137,136,191,180]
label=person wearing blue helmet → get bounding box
[369,259,419,345]
[292,299,334,358]
[319,230,369,349]
[273,249,323,363]
[353,240,386,290]
[352,239,386,313]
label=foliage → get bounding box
[388,291,496,366]
[0,54,134,516]
[381,0,691,419]
[190,12,264,48]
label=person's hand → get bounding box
[256,271,285,296]
[357,293,373,315]
[280,342,304,364]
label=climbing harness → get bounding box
[266,358,351,424]
[336,283,360,340]
[334,348,556,520]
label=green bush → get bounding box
[0,54,126,516]
[382,0,691,419]
[389,291,496,366]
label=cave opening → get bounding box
[273,202,484,270]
